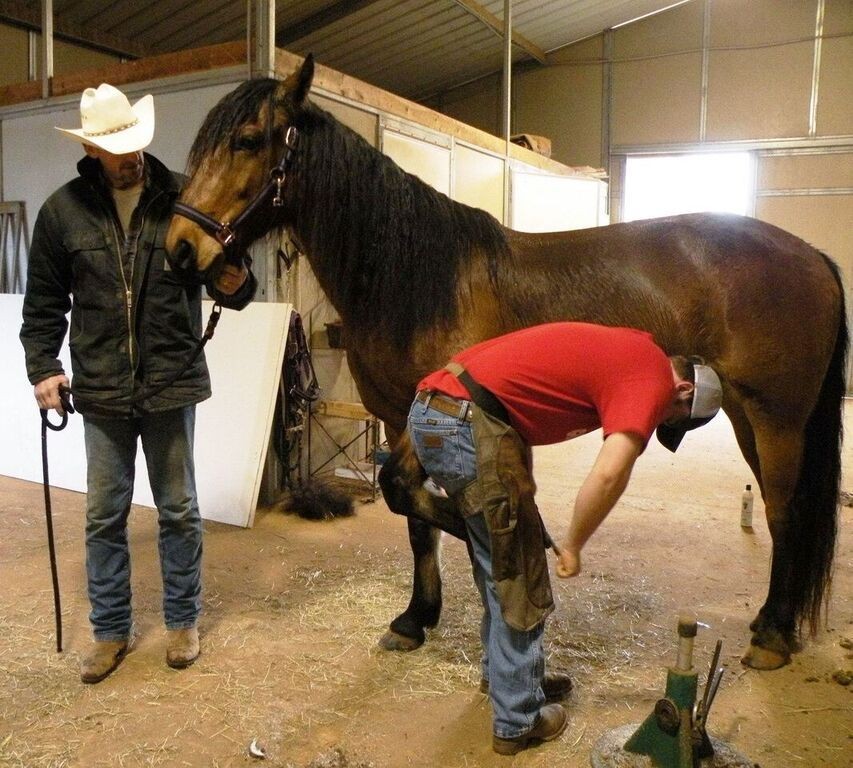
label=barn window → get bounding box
[622,152,753,222]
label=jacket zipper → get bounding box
[100,188,163,398]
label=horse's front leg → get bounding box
[380,517,444,651]
[377,430,466,651]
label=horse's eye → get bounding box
[234,133,264,152]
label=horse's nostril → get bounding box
[170,239,196,272]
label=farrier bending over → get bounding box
[380,321,722,755]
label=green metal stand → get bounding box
[621,614,720,768]
[623,667,698,767]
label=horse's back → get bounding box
[499,213,842,405]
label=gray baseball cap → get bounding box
[656,364,723,452]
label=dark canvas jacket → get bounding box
[20,152,256,417]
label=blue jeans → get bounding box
[83,407,202,641]
[408,397,546,738]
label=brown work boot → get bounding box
[166,626,200,669]
[79,639,129,684]
[479,672,573,702]
[492,703,569,756]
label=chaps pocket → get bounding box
[487,501,520,581]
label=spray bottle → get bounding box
[740,484,754,530]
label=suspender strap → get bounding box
[444,361,510,425]
[444,361,561,559]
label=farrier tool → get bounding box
[590,613,752,768]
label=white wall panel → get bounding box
[0,296,290,528]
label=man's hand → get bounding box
[34,373,70,416]
[556,546,581,579]
[215,263,248,295]
[559,432,643,577]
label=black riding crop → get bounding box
[40,386,73,653]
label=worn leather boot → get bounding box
[479,671,573,702]
[79,639,128,684]
[492,703,569,756]
[166,627,200,669]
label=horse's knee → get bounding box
[378,438,426,515]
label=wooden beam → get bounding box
[314,400,374,421]
[0,0,148,58]
[276,0,380,46]
[273,48,580,176]
[0,41,246,107]
[452,0,546,64]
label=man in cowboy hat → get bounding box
[20,83,257,683]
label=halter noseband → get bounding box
[173,124,299,253]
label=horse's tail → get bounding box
[790,253,847,636]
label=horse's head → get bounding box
[165,55,315,279]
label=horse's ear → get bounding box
[297,54,315,103]
[279,53,314,110]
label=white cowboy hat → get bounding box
[55,83,154,154]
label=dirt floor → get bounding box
[1,410,851,768]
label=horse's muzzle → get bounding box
[166,239,200,280]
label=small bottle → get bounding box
[741,484,754,530]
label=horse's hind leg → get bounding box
[740,416,805,670]
[726,402,762,495]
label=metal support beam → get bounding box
[601,29,613,177]
[454,0,546,64]
[502,0,512,225]
[40,0,52,99]
[250,0,276,80]
[27,29,37,80]
[699,0,710,142]
[248,1,279,301]
[808,0,825,138]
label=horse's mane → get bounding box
[187,78,511,346]
[290,99,511,346]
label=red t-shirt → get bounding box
[418,322,674,447]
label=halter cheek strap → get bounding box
[173,125,299,249]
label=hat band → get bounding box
[83,118,139,137]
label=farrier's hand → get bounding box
[556,545,581,578]
[215,263,248,295]
[34,374,70,416]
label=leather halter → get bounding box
[173,124,299,253]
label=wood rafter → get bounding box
[0,0,148,58]
[276,0,381,46]
[452,0,546,64]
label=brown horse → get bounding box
[165,56,846,671]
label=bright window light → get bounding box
[623,152,753,222]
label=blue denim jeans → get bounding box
[83,407,202,641]
[408,397,546,738]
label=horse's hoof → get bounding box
[740,642,789,670]
[378,629,423,652]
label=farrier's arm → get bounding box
[556,431,643,578]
